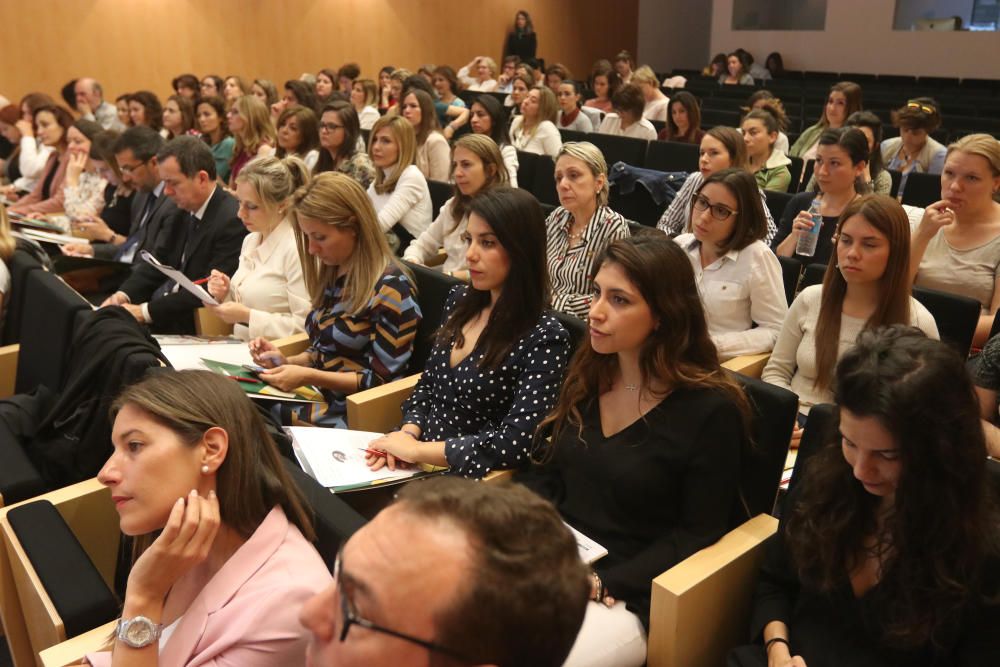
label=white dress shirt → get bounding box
[367,164,432,239]
[596,114,657,141]
[674,234,788,360]
[509,117,562,157]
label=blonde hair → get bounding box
[477,57,499,79]
[236,155,311,224]
[631,65,659,88]
[449,134,509,227]
[556,142,610,207]
[390,69,413,85]
[370,115,417,195]
[230,95,276,161]
[291,171,401,313]
[354,79,378,106]
[522,87,558,139]
[947,133,1000,177]
[0,208,14,261]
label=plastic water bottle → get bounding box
[795,198,823,257]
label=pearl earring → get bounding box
[201,465,210,474]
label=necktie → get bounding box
[116,193,157,263]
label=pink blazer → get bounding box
[8,151,69,215]
[88,506,331,667]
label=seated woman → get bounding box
[556,80,593,133]
[399,89,450,182]
[584,64,620,114]
[631,66,669,123]
[9,105,73,216]
[744,90,790,156]
[518,233,749,667]
[205,156,311,340]
[458,56,499,92]
[504,72,533,111]
[546,142,630,319]
[115,94,132,128]
[88,370,330,666]
[403,134,509,277]
[172,73,200,101]
[720,52,754,86]
[86,129,135,238]
[790,81,863,160]
[742,108,792,192]
[313,101,375,189]
[250,172,421,427]
[275,105,320,171]
[910,133,1000,348]
[657,126,777,243]
[762,195,939,444]
[544,63,571,93]
[614,50,635,85]
[277,80,318,119]
[806,111,891,196]
[703,52,727,78]
[62,119,108,220]
[162,94,196,140]
[468,94,518,186]
[597,83,656,141]
[880,97,947,198]
[431,66,467,128]
[127,91,164,134]
[0,208,15,325]
[366,115,432,251]
[349,78,380,131]
[251,79,279,110]
[227,95,277,187]
[314,68,337,108]
[657,91,705,144]
[223,76,252,108]
[0,92,55,199]
[200,75,225,99]
[734,326,1000,667]
[367,187,570,477]
[197,96,235,184]
[773,128,870,265]
[510,86,562,157]
[674,169,787,360]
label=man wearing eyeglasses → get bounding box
[300,477,590,666]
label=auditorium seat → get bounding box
[427,179,452,219]
[586,133,648,169]
[777,255,802,306]
[912,286,981,357]
[901,171,942,208]
[764,189,794,224]
[645,140,699,173]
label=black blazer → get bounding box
[119,187,245,334]
[92,186,180,262]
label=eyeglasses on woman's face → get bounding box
[691,193,737,220]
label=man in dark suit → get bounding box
[102,136,245,334]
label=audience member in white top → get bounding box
[673,169,786,360]
[63,119,109,219]
[276,105,320,172]
[367,115,432,249]
[631,66,669,123]
[504,73,533,110]
[0,93,56,197]
[457,56,499,92]
[745,90,791,156]
[207,156,311,340]
[400,90,450,182]
[763,195,940,446]
[350,79,381,131]
[404,134,510,277]
[468,95,518,187]
[613,50,634,85]
[509,87,562,157]
[556,81,593,133]
[596,84,656,142]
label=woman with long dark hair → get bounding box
[312,101,374,189]
[469,94,518,185]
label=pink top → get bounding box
[87,506,330,667]
[584,98,613,113]
[9,151,69,215]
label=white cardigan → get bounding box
[402,197,468,275]
[509,117,562,157]
[367,164,433,239]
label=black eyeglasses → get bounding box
[691,194,737,221]
[334,552,472,662]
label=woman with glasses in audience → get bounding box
[763,195,938,446]
[510,86,562,157]
[596,83,656,141]
[468,95,518,186]
[250,172,421,428]
[584,64,620,115]
[674,169,786,360]
[773,128,870,265]
[880,97,947,198]
[162,94,197,140]
[403,134,509,278]
[205,156,311,340]
[200,75,224,99]
[519,233,749,667]
[735,326,1000,667]
[227,95,277,187]
[658,91,705,144]
[127,91,163,133]
[313,101,375,189]
[790,81,863,160]
[556,80,593,133]
[9,105,74,216]
[910,133,1000,348]
[546,142,630,319]
[367,187,569,478]
[349,79,380,131]
[399,89,450,182]
[658,127,777,243]
[197,96,235,184]
[366,115,432,252]
[742,108,792,192]
[86,370,329,666]
[275,105,320,171]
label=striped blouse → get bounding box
[545,206,631,320]
[279,264,422,428]
[656,171,778,244]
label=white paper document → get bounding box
[287,426,421,490]
[566,523,608,564]
[13,228,89,246]
[140,250,218,305]
[158,341,252,371]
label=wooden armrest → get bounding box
[194,307,234,337]
[346,374,422,433]
[273,332,310,357]
[721,353,771,379]
[0,343,19,400]
[483,470,514,484]
[425,248,447,268]
[39,620,116,667]
[647,514,778,667]
[0,480,117,667]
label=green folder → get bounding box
[200,358,324,402]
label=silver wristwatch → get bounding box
[116,616,164,648]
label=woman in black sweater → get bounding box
[504,10,537,61]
